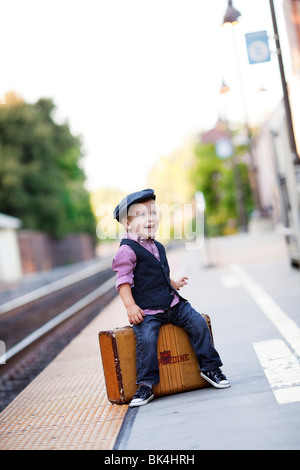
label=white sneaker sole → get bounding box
[201,372,231,389]
[129,393,154,407]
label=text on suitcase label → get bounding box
[158,349,190,366]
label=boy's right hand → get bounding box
[127,304,145,325]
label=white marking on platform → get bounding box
[253,339,300,404]
[230,263,300,358]
[221,274,240,288]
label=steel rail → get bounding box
[0,275,116,364]
[0,258,113,315]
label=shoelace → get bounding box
[212,369,227,381]
[134,386,150,398]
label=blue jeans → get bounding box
[133,301,223,385]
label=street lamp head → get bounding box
[223,0,241,25]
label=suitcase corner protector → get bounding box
[99,329,116,339]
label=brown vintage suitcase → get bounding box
[99,314,213,404]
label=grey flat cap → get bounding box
[113,188,156,222]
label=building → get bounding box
[0,213,23,283]
[283,0,300,155]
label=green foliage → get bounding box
[191,142,253,236]
[0,97,96,239]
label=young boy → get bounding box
[112,189,230,407]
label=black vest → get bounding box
[120,238,185,310]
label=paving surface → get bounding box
[1,231,299,450]
[0,294,128,450]
[116,232,300,450]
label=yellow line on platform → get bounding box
[0,296,129,450]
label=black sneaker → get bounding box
[129,385,154,407]
[201,369,230,389]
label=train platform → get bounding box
[1,231,300,450]
[0,293,129,450]
[0,245,184,450]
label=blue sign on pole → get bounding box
[245,31,271,64]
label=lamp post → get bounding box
[223,0,299,166]
[222,3,248,131]
[223,0,300,263]
[222,0,263,223]
[269,0,299,165]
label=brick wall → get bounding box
[17,231,95,273]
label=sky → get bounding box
[0,0,292,193]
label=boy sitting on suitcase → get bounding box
[112,189,230,407]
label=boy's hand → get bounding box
[172,276,188,291]
[127,304,145,325]
[118,283,145,325]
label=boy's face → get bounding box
[123,199,159,239]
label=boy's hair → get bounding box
[113,189,156,222]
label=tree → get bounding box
[147,142,195,206]
[191,141,253,236]
[147,142,197,241]
[0,94,96,239]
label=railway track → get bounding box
[0,259,117,412]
